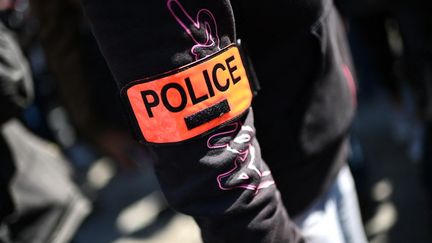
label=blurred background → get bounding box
[0,0,431,242]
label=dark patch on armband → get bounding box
[184,99,231,130]
[121,42,258,145]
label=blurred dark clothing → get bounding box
[0,135,14,235]
[30,0,142,170]
[0,19,89,243]
[30,0,127,144]
[336,0,432,210]
[0,22,33,126]
[335,0,428,17]
[0,20,32,225]
[423,122,432,198]
[2,119,90,243]
[29,0,110,143]
[336,0,432,120]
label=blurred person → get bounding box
[338,0,432,156]
[80,0,367,242]
[0,3,90,243]
[29,0,141,171]
[336,0,432,213]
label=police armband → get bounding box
[121,41,259,145]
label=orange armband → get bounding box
[122,42,258,145]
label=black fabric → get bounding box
[82,0,235,87]
[0,135,14,222]
[231,2,356,215]
[336,0,432,120]
[2,119,90,243]
[0,19,89,243]
[82,0,355,241]
[0,21,32,222]
[0,23,33,125]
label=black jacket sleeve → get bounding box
[80,0,303,242]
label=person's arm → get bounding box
[30,0,141,168]
[30,0,104,140]
[81,0,303,242]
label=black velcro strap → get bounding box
[184,99,231,130]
